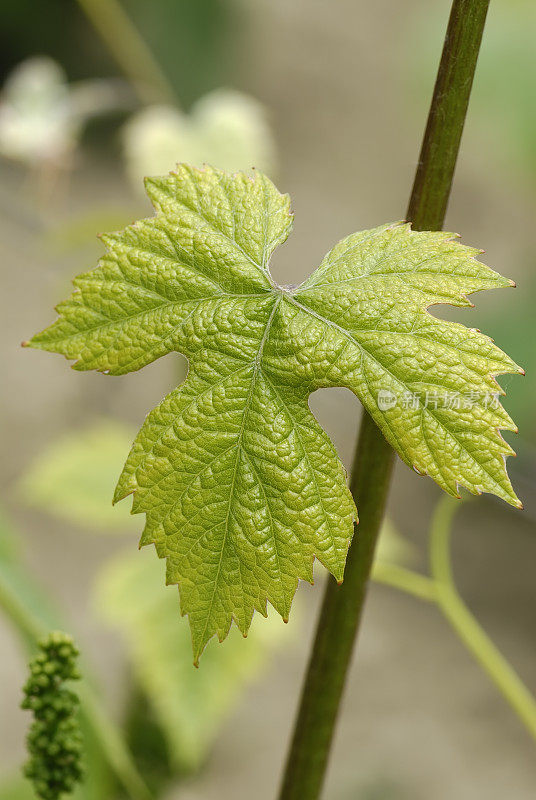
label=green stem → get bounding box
[278,417,395,800]
[430,497,536,743]
[76,0,177,105]
[277,2,491,798]
[407,0,491,228]
[372,561,437,603]
[0,570,153,799]
[0,573,43,644]
[79,684,154,800]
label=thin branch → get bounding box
[372,561,437,602]
[76,0,177,105]
[429,496,536,743]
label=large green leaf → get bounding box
[27,165,522,661]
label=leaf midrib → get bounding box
[196,295,282,645]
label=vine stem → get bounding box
[277,1,491,798]
[429,497,536,742]
[76,0,177,105]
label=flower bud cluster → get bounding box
[21,631,83,799]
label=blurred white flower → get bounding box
[122,88,277,190]
[0,56,133,167]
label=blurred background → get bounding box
[1,0,535,798]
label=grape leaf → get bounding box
[26,165,522,662]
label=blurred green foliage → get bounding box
[126,0,240,107]
[0,772,35,800]
[95,547,292,772]
[123,90,276,190]
[18,421,137,531]
[1,0,240,107]
[479,279,536,440]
